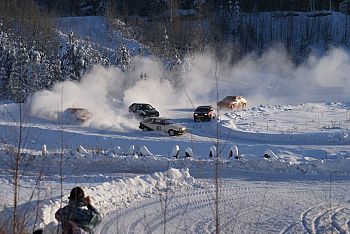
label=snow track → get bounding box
[1,102,350,233]
[295,204,350,234]
[97,179,350,234]
[282,204,350,234]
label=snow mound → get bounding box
[40,168,195,231]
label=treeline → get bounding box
[0,0,134,102]
[0,27,115,102]
[34,0,346,17]
[1,0,350,102]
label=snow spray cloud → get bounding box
[216,47,350,106]
[123,54,219,111]
[125,46,350,111]
[31,66,139,130]
[31,47,350,130]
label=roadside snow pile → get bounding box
[224,103,350,134]
[226,154,350,175]
[17,147,350,177]
[40,168,195,232]
[2,145,350,178]
[103,148,350,175]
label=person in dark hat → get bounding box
[55,187,102,234]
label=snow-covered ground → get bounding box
[0,98,349,233]
[1,15,350,234]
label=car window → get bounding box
[196,107,209,111]
[144,118,154,123]
[226,97,236,101]
[154,119,164,125]
[164,120,175,125]
[145,104,153,110]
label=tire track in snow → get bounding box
[331,207,349,234]
[98,180,350,234]
[145,190,260,233]
[119,187,305,233]
[97,186,260,233]
[130,187,259,233]
[286,204,350,234]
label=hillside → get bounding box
[0,9,350,234]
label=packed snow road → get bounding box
[0,102,349,161]
[97,175,350,234]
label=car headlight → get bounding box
[194,113,198,116]
[181,128,186,131]
[204,113,208,115]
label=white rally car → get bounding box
[139,117,187,136]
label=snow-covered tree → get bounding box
[232,0,241,38]
[216,3,230,37]
[0,22,13,98]
[28,44,61,92]
[116,45,132,72]
[9,42,31,102]
[162,27,170,59]
[80,0,107,16]
[0,47,16,99]
[60,32,85,81]
[27,44,43,91]
[340,0,350,14]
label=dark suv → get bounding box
[129,103,160,118]
[193,106,216,122]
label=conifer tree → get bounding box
[60,32,85,81]
[116,45,132,72]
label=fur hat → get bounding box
[68,187,85,201]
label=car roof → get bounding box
[196,105,212,108]
[131,103,152,105]
[146,117,170,120]
[66,107,88,110]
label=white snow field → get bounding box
[0,98,349,233]
[1,15,350,234]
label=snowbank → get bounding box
[37,168,195,232]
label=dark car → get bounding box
[193,106,216,122]
[129,103,160,118]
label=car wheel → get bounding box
[168,130,176,136]
[140,125,151,131]
[146,126,152,131]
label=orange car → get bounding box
[217,96,247,109]
[63,108,90,123]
